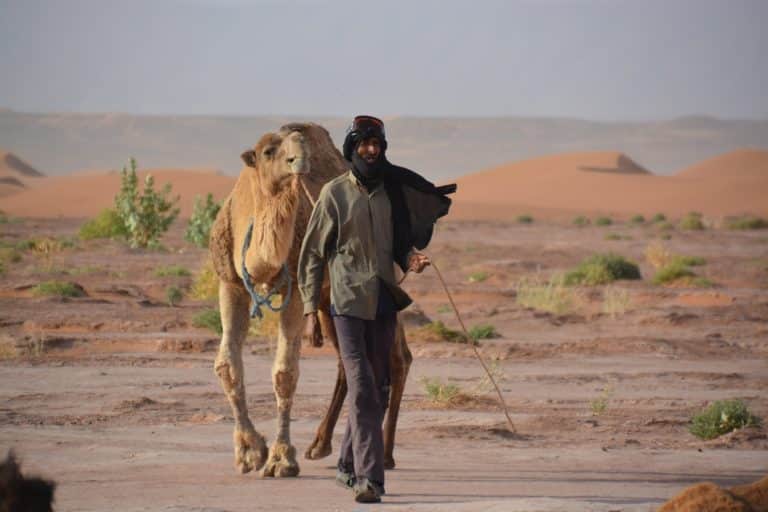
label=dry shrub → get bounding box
[645,241,674,270]
[602,287,630,318]
[191,257,219,301]
[516,275,583,314]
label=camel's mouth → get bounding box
[289,157,310,175]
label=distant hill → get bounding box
[1,110,767,180]
[0,150,43,197]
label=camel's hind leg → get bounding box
[214,281,268,474]
[384,319,411,470]
[305,307,346,460]
[262,284,303,477]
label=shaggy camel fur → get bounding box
[658,475,768,512]
[210,122,413,476]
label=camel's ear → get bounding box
[241,150,257,168]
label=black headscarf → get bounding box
[343,115,457,271]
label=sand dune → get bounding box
[1,168,235,218]
[0,150,44,198]
[675,148,768,180]
[450,150,768,220]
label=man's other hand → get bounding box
[407,251,430,273]
[304,312,323,347]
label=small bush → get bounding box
[645,241,673,270]
[0,248,22,265]
[417,321,471,344]
[651,213,667,223]
[602,287,630,318]
[564,253,641,286]
[594,216,613,226]
[191,258,219,301]
[421,377,461,404]
[166,286,183,307]
[658,221,675,231]
[79,208,128,240]
[573,215,590,227]
[726,215,768,230]
[192,308,222,335]
[468,324,500,341]
[516,276,581,314]
[652,261,695,285]
[630,214,645,224]
[155,265,191,278]
[680,212,705,230]
[467,271,489,283]
[689,399,761,440]
[115,158,180,248]
[604,233,631,241]
[185,193,221,248]
[675,255,706,267]
[32,281,85,298]
[516,214,534,224]
[590,386,614,416]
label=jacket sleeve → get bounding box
[298,186,337,315]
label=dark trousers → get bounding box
[333,312,396,485]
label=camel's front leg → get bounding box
[262,285,303,477]
[305,306,346,460]
[384,319,412,470]
[214,281,268,474]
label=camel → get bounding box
[657,475,768,512]
[210,122,413,477]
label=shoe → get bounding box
[335,470,355,490]
[354,478,382,503]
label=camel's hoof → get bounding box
[304,438,332,460]
[262,442,300,478]
[384,456,396,470]
[233,427,268,474]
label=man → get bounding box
[298,115,454,503]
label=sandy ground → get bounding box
[1,218,767,511]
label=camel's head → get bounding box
[241,128,311,194]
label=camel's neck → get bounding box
[248,177,300,269]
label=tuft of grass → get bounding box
[630,214,646,224]
[79,208,128,240]
[467,271,489,283]
[516,214,534,224]
[564,253,641,286]
[675,255,706,267]
[192,308,222,335]
[680,212,705,230]
[436,304,452,314]
[726,215,768,230]
[572,215,590,227]
[651,213,667,223]
[155,264,191,278]
[594,216,613,226]
[32,281,85,298]
[516,275,582,314]
[191,258,219,301]
[658,221,675,231]
[590,386,614,416]
[166,286,183,307]
[0,247,22,266]
[468,324,500,341]
[652,261,696,285]
[604,233,632,241]
[602,287,630,318]
[421,377,461,404]
[416,321,473,345]
[689,399,761,440]
[645,241,673,270]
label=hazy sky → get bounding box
[1,0,766,120]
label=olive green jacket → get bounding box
[298,171,412,320]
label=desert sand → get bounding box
[1,147,767,510]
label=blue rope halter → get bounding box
[240,218,293,319]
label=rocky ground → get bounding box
[1,217,766,511]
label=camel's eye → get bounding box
[263,146,276,158]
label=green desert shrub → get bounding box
[594,216,613,226]
[651,213,667,223]
[652,261,695,285]
[689,399,761,440]
[155,264,191,278]
[679,212,705,230]
[166,286,183,307]
[192,308,222,335]
[191,258,219,301]
[726,215,768,230]
[564,253,641,286]
[32,281,85,298]
[468,324,500,341]
[421,377,461,404]
[516,214,534,224]
[185,193,221,248]
[630,214,646,224]
[674,255,706,267]
[416,321,471,344]
[516,275,581,314]
[115,158,180,248]
[79,208,128,240]
[467,271,489,283]
[658,221,675,231]
[572,215,590,227]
